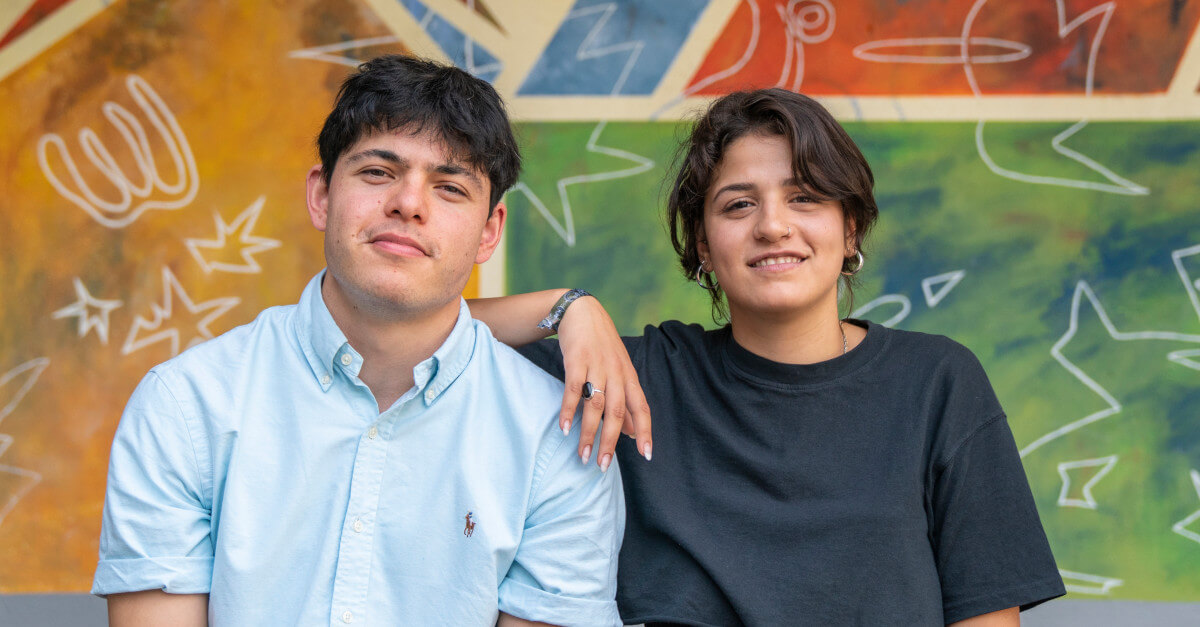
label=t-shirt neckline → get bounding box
[721,319,886,387]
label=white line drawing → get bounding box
[569,3,645,96]
[0,434,41,528]
[921,270,966,308]
[1058,569,1124,595]
[1166,348,1200,372]
[460,0,502,78]
[853,1,1149,196]
[510,120,654,246]
[288,36,403,68]
[0,358,49,425]
[1171,243,1200,322]
[774,0,835,92]
[1020,281,1200,458]
[37,75,200,228]
[51,277,123,345]
[851,294,911,328]
[653,0,762,119]
[122,267,241,358]
[1056,455,1118,509]
[1171,469,1200,545]
[0,358,50,527]
[184,196,282,274]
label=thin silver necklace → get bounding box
[839,320,847,355]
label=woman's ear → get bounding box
[844,215,858,256]
[696,223,709,267]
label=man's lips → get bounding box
[369,233,428,257]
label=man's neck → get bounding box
[321,278,462,412]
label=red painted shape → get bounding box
[0,0,74,49]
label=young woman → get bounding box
[470,88,1064,625]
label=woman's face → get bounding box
[698,132,852,321]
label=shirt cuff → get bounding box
[92,556,213,597]
[498,577,621,627]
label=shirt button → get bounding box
[367,426,378,439]
[321,374,331,385]
[425,390,435,402]
[341,610,353,623]
[353,519,364,533]
[341,353,352,366]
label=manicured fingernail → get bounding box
[562,420,571,435]
[643,443,652,461]
[599,454,612,472]
[581,445,591,464]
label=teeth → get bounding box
[752,256,802,268]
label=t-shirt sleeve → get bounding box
[931,414,1066,623]
[497,420,626,627]
[92,370,214,597]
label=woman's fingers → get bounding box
[576,375,606,465]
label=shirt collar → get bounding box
[295,270,477,404]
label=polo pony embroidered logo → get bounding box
[464,511,476,537]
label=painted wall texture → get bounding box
[1,0,1199,611]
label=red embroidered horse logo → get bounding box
[464,511,476,537]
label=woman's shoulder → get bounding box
[866,322,985,375]
[636,319,726,353]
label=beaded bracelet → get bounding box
[536,288,592,333]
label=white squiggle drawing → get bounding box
[851,294,911,328]
[37,75,200,228]
[52,277,123,345]
[774,0,835,92]
[1171,469,1200,545]
[921,270,966,308]
[185,196,282,274]
[1019,281,1200,458]
[122,267,241,357]
[653,0,763,119]
[1057,455,1118,509]
[0,358,50,527]
[853,1,1148,196]
[288,36,402,68]
[569,3,645,96]
[511,121,654,246]
[1171,243,1200,322]
[1059,569,1124,595]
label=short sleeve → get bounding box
[498,422,625,627]
[92,371,214,596]
[931,415,1066,623]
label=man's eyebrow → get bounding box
[345,149,405,166]
[433,163,483,190]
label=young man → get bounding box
[92,55,624,626]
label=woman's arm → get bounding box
[949,606,1019,626]
[468,292,652,470]
[108,590,208,627]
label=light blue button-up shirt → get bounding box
[93,272,624,626]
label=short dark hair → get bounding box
[666,88,879,321]
[317,55,521,212]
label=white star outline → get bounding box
[184,196,282,274]
[51,277,123,345]
[122,266,241,357]
[1056,455,1118,509]
[0,358,50,528]
[1171,469,1200,546]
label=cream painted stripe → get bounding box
[0,0,113,82]
[360,0,453,65]
[649,0,740,104]
[1169,25,1200,96]
[0,0,38,41]
[508,94,1200,122]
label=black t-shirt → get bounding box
[518,320,1065,626]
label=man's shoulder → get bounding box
[151,303,298,385]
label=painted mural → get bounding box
[0,0,1198,611]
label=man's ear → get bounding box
[306,165,330,231]
[475,201,506,264]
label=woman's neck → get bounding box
[728,300,863,365]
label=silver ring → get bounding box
[785,226,792,236]
[582,381,605,399]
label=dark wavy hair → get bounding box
[666,88,879,321]
[317,55,521,213]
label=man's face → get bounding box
[306,128,504,320]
